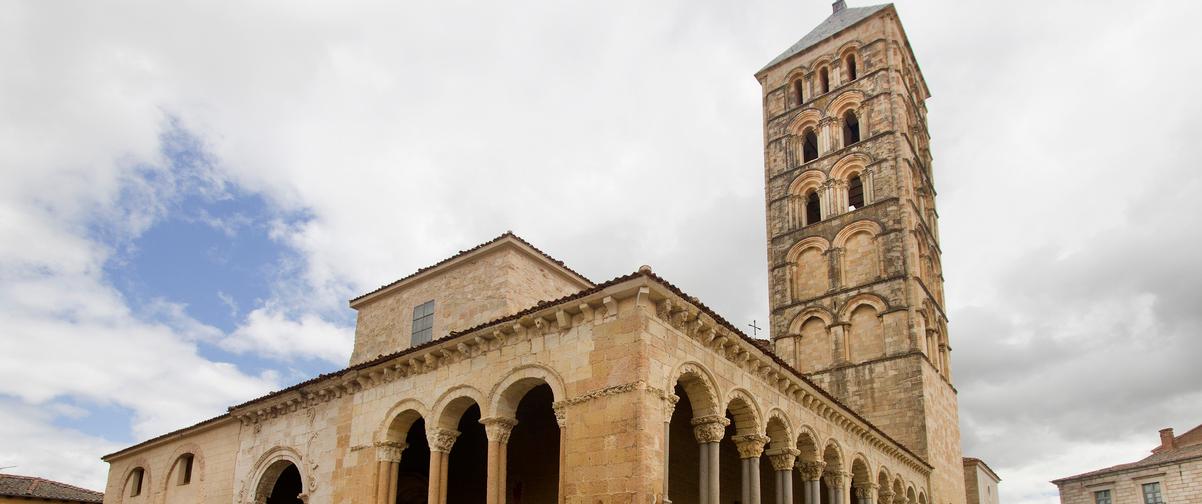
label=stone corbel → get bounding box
[578,303,595,323]
[602,296,618,319]
[556,309,571,331]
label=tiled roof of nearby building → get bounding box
[348,232,594,306]
[758,3,891,73]
[0,474,103,503]
[1052,441,1202,484]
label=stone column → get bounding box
[426,428,460,504]
[823,471,848,504]
[767,448,799,504]
[375,442,405,504]
[692,415,729,504]
[480,417,517,504]
[733,435,768,504]
[553,402,568,504]
[662,394,679,504]
[797,461,825,504]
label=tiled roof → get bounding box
[1052,442,1202,484]
[759,3,891,74]
[0,474,103,503]
[107,268,931,470]
[348,232,594,306]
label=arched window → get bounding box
[820,67,830,94]
[846,55,858,80]
[793,79,805,105]
[802,130,819,162]
[176,454,195,485]
[843,110,861,146]
[128,468,145,497]
[848,175,864,210]
[805,191,822,224]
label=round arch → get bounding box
[377,398,428,444]
[115,458,150,504]
[826,90,866,121]
[830,153,873,182]
[786,307,835,336]
[838,293,889,321]
[764,408,794,449]
[788,109,824,136]
[668,361,722,418]
[431,385,488,430]
[795,426,822,462]
[785,237,831,264]
[788,170,827,198]
[243,446,306,504]
[161,442,205,497]
[488,364,567,419]
[724,388,764,435]
[821,439,844,468]
[832,220,883,249]
[849,454,872,485]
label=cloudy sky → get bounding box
[2,0,1200,502]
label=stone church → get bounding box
[101,3,988,504]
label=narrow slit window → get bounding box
[843,110,861,146]
[820,68,830,94]
[129,468,144,497]
[178,454,194,485]
[411,300,435,345]
[805,191,822,225]
[846,56,858,80]
[848,175,865,210]
[793,79,805,105]
[802,130,819,162]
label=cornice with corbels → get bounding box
[230,283,642,427]
[651,291,930,476]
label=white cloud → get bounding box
[0,400,119,491]
[3,0,1202,501]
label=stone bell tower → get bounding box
[756,3,966,503]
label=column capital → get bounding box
[766,447,801,471]
[552,400,568,428]
[732,434,769,459]
[426,427,460,453]
[374,441,406,462]
[663,393,680,420]
[797,460,827,480]
[822,469,848,488]
[878,490,895,504]
[690,415,730,444]
[479,416,518,444]
[853,483,879,499]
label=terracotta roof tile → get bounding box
[0,474,103,503]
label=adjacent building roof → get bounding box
[758,3,891,73]
[1052,432,1202,484]
[963,457,1001,482]
[0,474,103,503]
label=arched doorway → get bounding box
[264,463,302,504]
[505,384,559,503]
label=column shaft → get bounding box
[749,457,761,503]
[426,451,442,504]
[741,458,751,504]
[486,440,502,504]
[663,421,671,502]
[438,453,450,504]
[376,460,390,504]
[707,443,720,504]
[699,444,709,504]
[386,462,399,504]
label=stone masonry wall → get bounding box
[1058,457,1202,504]
[102,420,241,504]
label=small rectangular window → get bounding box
[1142,483,1164,504]
[411,300,435,345]
[130,469,144,497]
[1094,490,1111,504]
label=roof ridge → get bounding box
[758,3,892,74]
[348,231,593,305]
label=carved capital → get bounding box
[690,415,729,444]
[766,447,801,471]
[374,441,406,462]
[427,428,460,453]
[878,490,895,504]
[663,393,680,420]
[797,461,827,481]
[479,417,518,444]
[853,483,878,499]
[552,401,568,428]
[822,470,848,488]
[732,434,769,459]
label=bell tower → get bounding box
[756,3,965,504]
